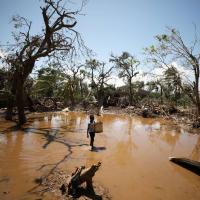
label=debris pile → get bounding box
[124,103,179,118]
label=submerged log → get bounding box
[60,162,102,196]
[169,157,200,176]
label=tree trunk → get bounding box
[69,84,75,109]
[97,86,104,115]
[64,162,101,195]
[80,80,83,98]
[16,78,26,125]
[5,95,14,120]
[26,94,35,112]
[129,79,133,105]
[194,77,200,117]
[160,86,163,104]
[195,90,200,117]
[98,84,104,107]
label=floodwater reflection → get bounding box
[0,112,199,200]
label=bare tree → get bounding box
[85,59,101,89]
[64,63,84,107]
[96,62,114,107]
[145,28,200,116]
[78,69,89,98]
[1,0,87,124]
[85,58,114,107]
[110,52,139,105]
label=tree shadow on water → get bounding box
[41,129,59,149]
[0,124,20,134]
[1,125,110,199]
[23,126,93,198]
[22,127,89,171]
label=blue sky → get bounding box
[0,0,200,63]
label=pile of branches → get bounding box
[125,103,179,118]
[33,97,65,112]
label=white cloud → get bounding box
[134,69,152,83]
[85,63,194,88]
[140,62,194,84]
[171,62,194,83]
[0,49,6,68]
[107,75,125,87]
[107,70,154,87]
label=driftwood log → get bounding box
[60,162,101,196]
[169,157,200,176]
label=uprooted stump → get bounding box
[62,162,102,196]
[32,162,111,200]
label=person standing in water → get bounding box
[87,114,96,150]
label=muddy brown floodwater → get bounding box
[0,111,200,200]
